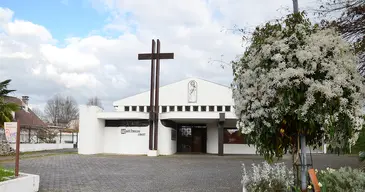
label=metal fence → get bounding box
[0,128,78,144]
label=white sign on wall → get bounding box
[121,128,146,136]
[4,122,17,143]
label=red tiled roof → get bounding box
[4,96,48,128]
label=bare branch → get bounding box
[316,0,365,76]
[86,96,103,109]
[44,94,79,127]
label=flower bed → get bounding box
[0,167,40,192]
[310,167,365,192]
[241,162,297,192]
[241,162,365,192]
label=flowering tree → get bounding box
[232,12,365,162]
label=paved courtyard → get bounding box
[1,153,361,192]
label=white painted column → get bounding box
[78,105,104,154]
[157,121,177,155]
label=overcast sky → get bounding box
[0,0,318,111]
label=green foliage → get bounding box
[0,101,19,127]
[0,167,14,181]
[0,80,15,97]
[0,79,19,127]
[316,167,365,192]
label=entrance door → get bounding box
[192,128,207,153]
[177,124,207,153]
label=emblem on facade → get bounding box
[188,80,197,103]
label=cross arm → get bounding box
[138,53,174,60]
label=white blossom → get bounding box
[242,162,294,191]
[232,22,365,148]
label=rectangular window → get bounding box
[147,106,151,112]
[224,128,249,144]
[131,106,137,111]
[162,106,167,113]
[171,129,177,140]
[225,106,231,112]
[139,106,145,112]
[124,106,130,111]
[209,106,214,112]
[169,106,175,112]
[177,106,183,111]
[193,106,199,112]
[201,106,206,112]
[217,106,223,112]
[105,120,149,127]
[185,106,191,111]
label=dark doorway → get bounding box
[177,124,207,153]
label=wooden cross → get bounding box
[138,39,174,151]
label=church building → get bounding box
[78,77,256,156]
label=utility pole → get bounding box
[292,1,307,191]
[293,0,299,13]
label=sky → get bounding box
[0,0,318,112]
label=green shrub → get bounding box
[242,162,295,192]
[316,167,365,192]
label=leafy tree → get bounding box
[232,12,365,164]
[0,79,19,127]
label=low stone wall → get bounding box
[0,142,15,155]
[0,131,15,156]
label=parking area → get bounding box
[1,153,361,192]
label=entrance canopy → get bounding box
[160,111,237,125]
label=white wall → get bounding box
[104,126,149,155]
[207,122,218,154]
[103,121,176,155]
[206,123,256,154]
[78,105,104,155]
[55,133,78,144]
[0,173,40,192]
[10,143,74,152]
[224,144,257,154]
[113,78,235,109]
[158,121,177,155]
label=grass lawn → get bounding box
[0,167,14,181]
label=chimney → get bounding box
[22,96,29,105]
[22,96,29,112]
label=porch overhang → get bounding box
[160,112,237,120]
[160,112,237,124]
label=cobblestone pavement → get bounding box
[1,153,361,192]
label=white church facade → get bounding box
[78,77,256,156]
